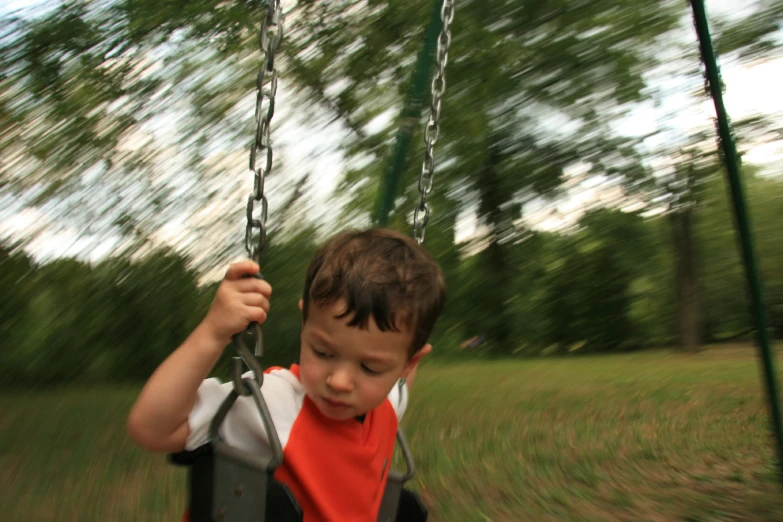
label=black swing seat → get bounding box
[173,441,428,522]
[171,361,427,522]
[171,439,302,522]
[170,371,302,522]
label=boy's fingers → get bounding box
[249,307,268,324]
[225,261,260,280]
[236,278,272,297]
[242,293,270,312]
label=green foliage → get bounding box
[714,0,783,60]
[626,217,677,346]
[698,171,783,340]
[0,243,36,383]
[0,246,205,387]
[2,168,783,385]
[520,210,650,353]
[312,0,687,230]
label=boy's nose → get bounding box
[326,369,354,393]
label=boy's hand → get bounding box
[201,261,272,347]
[128,260,271,453]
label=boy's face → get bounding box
[298,298,429,421]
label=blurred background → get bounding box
[2,0,783,520]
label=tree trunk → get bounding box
[670,208,703,353]
[478,143,512,354]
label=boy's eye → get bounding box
[312,347,333,359]
[361,365,382,375]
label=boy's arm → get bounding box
[127,261,270,453]
[126,324,225,452]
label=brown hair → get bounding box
[302,228,446,357]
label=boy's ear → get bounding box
[402,343,431,378]
[298,299,303,313]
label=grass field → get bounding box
[2,345,783,521]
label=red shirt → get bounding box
[182,364,405,522]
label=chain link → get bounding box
[414,0,455,244]
[245,0,284,263]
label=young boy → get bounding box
[127,228,446,522]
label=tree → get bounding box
[697,169,783,342]
[532,209,652,353]
[1,0,303,271]
[609,0,783,352]
[288,0,690,351]
[3,0,783,362]
[0,242,36,385]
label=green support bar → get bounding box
[373,0,443,227]
[689,0,783,479]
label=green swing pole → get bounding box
[690,0,783,479]
[373,0,444,227]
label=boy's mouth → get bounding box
[322,397,351,409]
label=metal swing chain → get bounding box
[414,0,455,245]
[245,0,284,264]
[235,0,284,370]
